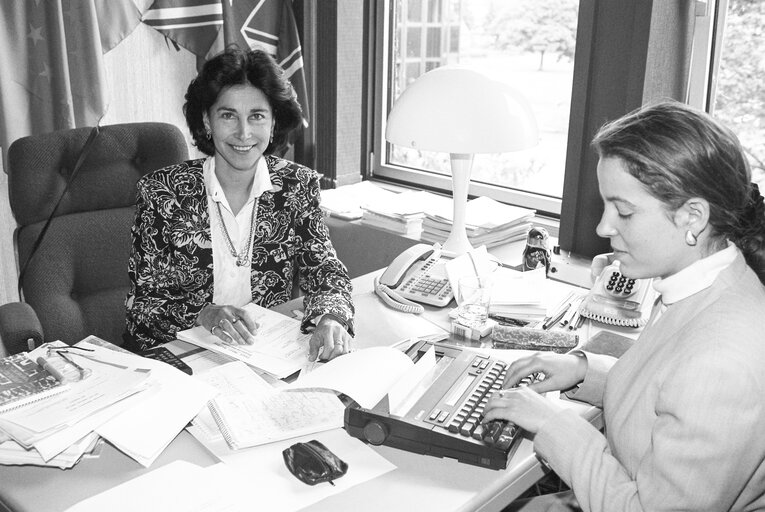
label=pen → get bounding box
[37,356,66,383]
[567,310,581,330]
[488,314,530,327]
[560,297,583,327]
[542,291,576,329]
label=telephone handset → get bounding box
[375,243,454,314]
[579,258,653,327]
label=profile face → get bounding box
[203,83,274,176]
[595,156,692,280]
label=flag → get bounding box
[144,0,310,126]
[141,0,223,57]
[0,0,140,165]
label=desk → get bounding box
[0,270,600,512]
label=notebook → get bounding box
[0,353,68,414]
[208,389,346,450]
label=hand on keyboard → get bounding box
[481,373,543,448]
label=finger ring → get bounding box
[211,325,220,335]
[231,317,239,324]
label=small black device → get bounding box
[344,340,526,470]
[139,346,193,375]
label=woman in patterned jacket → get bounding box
[124,48,354,361]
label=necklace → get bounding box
[215,198,259,267]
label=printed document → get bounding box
[177,303,309,378]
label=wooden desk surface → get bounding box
[0,270,600,512]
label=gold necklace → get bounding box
[215,198,259,267]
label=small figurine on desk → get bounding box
[522,226,552,275]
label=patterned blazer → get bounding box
[124,155,354,351]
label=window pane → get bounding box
[408,0,422,22]
[385,0,579,202]
[712,0,765,192]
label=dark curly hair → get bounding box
[183,47,303,156]
[592,101,765,284]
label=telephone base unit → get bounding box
[343,341,524,470]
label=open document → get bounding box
[177,303,309,379]
[189,361,344,451]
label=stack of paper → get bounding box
[0,337,216,469]
[359,189,442,237]
[319,181,396,220]
[489,267,548,320]
[421,196,536,248]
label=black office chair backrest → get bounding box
[7,122,189,345]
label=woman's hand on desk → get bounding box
[197,304,259,345]
[308,316,352,362]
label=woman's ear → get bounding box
[675,197,711,233]
[202,112,210,133]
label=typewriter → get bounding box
[344,339,536,470]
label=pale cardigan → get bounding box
[534,251,765,512]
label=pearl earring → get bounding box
[205,128,212,140]
[685,230,697,246]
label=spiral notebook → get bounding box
[0,353,68,414]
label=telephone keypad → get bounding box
[604,270,636,298]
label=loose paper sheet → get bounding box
[287,346,414,409]
[177,303,309,379]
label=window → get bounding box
[371,0,579,216]
[368,0,762,255]
[709,0,765,192]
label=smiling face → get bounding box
[595,156,698,280]
[203,83,273,176]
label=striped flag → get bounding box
[142,0,223,58]
[144,0,309,126]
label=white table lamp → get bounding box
[385,66,539,256]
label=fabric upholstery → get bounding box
[4,122,188,347]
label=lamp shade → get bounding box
[385,66,538,154]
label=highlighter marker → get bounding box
[36,356,67,383]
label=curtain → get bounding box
[0,0,141,165]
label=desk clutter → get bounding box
[319,181,536,247]
[0,336,216,469]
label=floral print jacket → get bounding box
[124,155,354,351]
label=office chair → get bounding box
[0,123,189,355]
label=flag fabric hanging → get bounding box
[144,0,310,127]
[0,0,140,165]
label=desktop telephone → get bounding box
[579,260,653,327]
[375,243,454,314]
[344,340,529,470]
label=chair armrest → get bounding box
[0,302,44,356]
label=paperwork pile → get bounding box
[421,196,536,248]
[0,337,215,469]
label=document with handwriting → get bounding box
[177,303,309,378]
[197,361,344,450]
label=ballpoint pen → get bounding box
[560,297,584,327]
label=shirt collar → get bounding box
[203,156,275,203]
[652,242,738,305]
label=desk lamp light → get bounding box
[385,66,539,256]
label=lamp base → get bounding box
[441,153,474,258]
[441,231,473,258]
